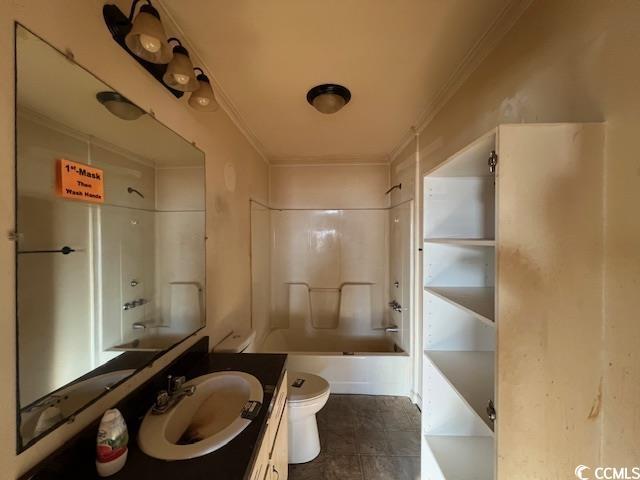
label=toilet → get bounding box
[213,329,331,464]
[286,371,330,464]
[213,328,256,353]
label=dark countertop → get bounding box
[110,353,288,480]
[25,338,288,480]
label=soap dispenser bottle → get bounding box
[96,409,129,477]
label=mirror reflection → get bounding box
[15,25,206,449]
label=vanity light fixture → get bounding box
[306,84,351,114]
[104,1,183,96]
[162,39,198,92]
[188,69,219,112]
[120,0,172,64]
[103,2,218,109]
[96,91,145,120]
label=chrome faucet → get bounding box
[123,298,149,311]
[151,375,196,415]
[388,300,403,312]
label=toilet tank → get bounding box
[213,329,256,353]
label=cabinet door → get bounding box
[267,372,288,450]
[496,123,605,478]
[270,404,288,480]
[249,434,271,480]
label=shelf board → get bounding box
[425,238,495,247]
[424,286,495,324]
[424,351,495,431]
[423,435,494,480]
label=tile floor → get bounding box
[288,394,421,480]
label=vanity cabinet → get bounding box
[250,371,288,480]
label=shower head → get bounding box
[384,183,402,195]
[127,187,145,198]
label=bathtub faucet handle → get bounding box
[388,300,402,312]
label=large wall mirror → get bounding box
[15,25,206,451]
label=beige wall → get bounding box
[391,0,640,475]
[0,0,267,476]
[269,164,389,209]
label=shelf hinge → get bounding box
[488,151,498,174]
[487,399,496,422]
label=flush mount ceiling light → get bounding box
[306,84,351,114]
[162,38,198,92]
[119,0,173,64]
[96,91,145,120]
[188,69,220,112]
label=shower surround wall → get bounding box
[269,209,389,334]
[252,164,414,395]
[264,164,392,343]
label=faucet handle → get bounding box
[168,375,186,394]
[152,390,170,414]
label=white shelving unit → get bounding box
[422,130,497,479]
[420,123,606,479]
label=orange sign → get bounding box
[57,159,104,204]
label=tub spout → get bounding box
[384,325,399,333]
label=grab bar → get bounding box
[18,246,76,255]
[285,281,374,292]
[372,324,400,333]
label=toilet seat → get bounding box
[287,372,330,404]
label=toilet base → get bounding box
[288,414,320,464]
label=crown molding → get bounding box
[156,1,270,164]
[269,153,390,166]
[389,0,535,162]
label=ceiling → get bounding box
[161,0,513,164]
[16,26,203,167]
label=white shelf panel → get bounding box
[423,435,494,480]
[425,238,495,247]
[424,287,495,324]
[423,292,496,351]
[424,351,495,431]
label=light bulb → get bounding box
[196,96,211,106]
[138,33,161,53]
[173,73,190,85]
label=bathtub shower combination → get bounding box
[250,201,414,396]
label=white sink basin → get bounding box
[138,371,264,460]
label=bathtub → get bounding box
[259,328,412,395]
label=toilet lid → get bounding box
[287,372,330,403]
